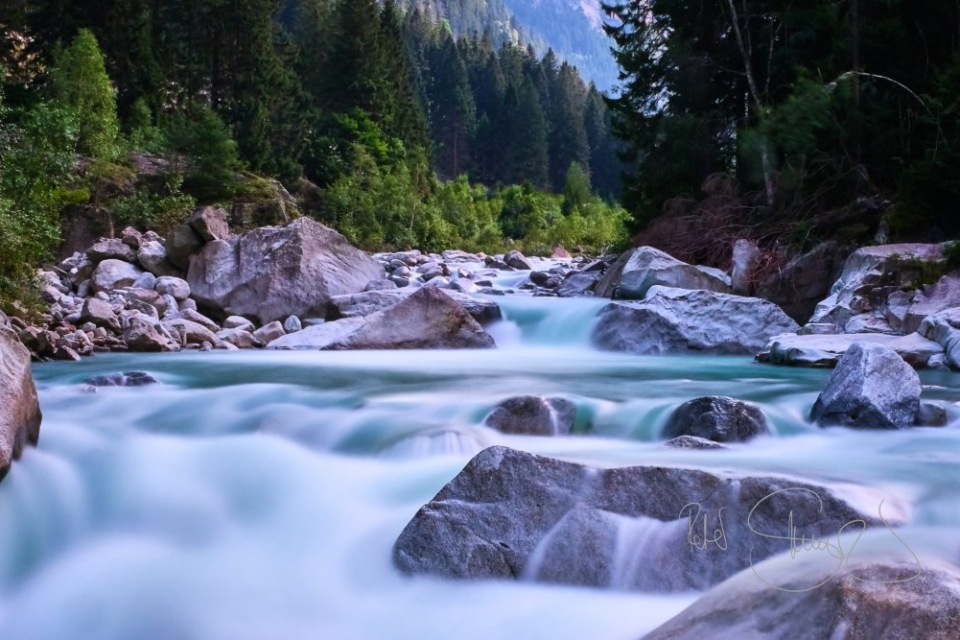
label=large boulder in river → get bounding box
[326,287,502,325]
[188,217,383,324]
[919,307,960,369]
[393,446,899,591]
[0,325,41,480]
[592,286,799,355]
[270,287,496,350]
[483,396,577,436]
[645,559,960,640]
[662,396,769,443]
[614,246,730,300]
[810,342,921,429]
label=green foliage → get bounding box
[49,29,119,160]
[109,173,195,234]
[562,162,591,215]
[0,98,79,303]
[126,98,166,153]
[163,104,240,202]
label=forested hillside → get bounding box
[0,0,627,306]
[604,0,960,262]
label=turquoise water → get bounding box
[3,297,960,639]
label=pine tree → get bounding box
[49,29,119,159]
[429,33,475,178]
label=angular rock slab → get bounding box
[483,396,577,436]
[270,288,496,350]
[645,559,960,640]
[757,332,944,369]
[662,396,769,443]
[615,246,731,300]
[0,326,41,480]
[188,217,383,324]
[592,286,799,355]
[326,287,501,325]
[810,342,921,429]
[393,446,898,592]
[919,307,960,369]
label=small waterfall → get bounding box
[610,515,688,591]
[488,296,610,348]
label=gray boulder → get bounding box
[0,326,42,481]
[217,328,261,349]
[810,342,921,428]
[326,288,502,325]
[154,276,191,301]
[282,315,302,333]
[556,271,599,298]
[79,298,121,333]
[92,259,143,293]
[758,332,944,369]
[885,275,960,334]
[270,288,496,350]
[87,238,136,264]
[188,217,383,324]
[483,396,577,436]
[593,287,799,355]
[165,223,205,270]
[393,446,898,592]
[222,316,256,332]
[662,397,769,443]
[757,241,850,324]
[919,308,960,369]
[645,560,960,640]
[504,249,533,270]
[136,240,181,278]
[187,206,230,242]
[615,247,731,300]
[252,321,286,345]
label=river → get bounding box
[2,294,959,639]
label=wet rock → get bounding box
[272,288,495,350]
[163,317,223,348]
[758,332,944,369]
[664,436,728,450]
[662,397,770,443]
[614,247,731,300]
[179,308,220,333]
[484,256,513,271]
[530,271,552,287]
[917,402,948,427]
[84,371,159,387]
[92,259,143,293]
[483,396,577,436]
[364,279,397,292]
[0,326,42,480]
[645,560,960,640]
[919,308,960,369]
[282,315,302,333]
[87,238,137,264]
[504,250,533,270]
[217,328,261,349]
[810,342,921,429]
[593,287,798,355]
[556,271,599,298]
[188,218,383,324]
[326,288,501,326]
[392,446,899,592]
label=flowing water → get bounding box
[3,294,960,639]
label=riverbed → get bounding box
[3,295,959,639]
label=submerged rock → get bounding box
[483,396,577,436]
[84,371,159,387]
[0,326,42,480]
[393,446,899,592]
[810,342,921,429]
[664,436,728,450]
[188,217,383,324]
[592,287,798,355]
[662,397,769,443]
[645,559,960,640]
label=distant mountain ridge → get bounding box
[406,0,618,92]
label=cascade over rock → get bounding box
[393,446,899,592]
[592,286,799,355]
[0,325,41,480]
[188,217,383,324]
